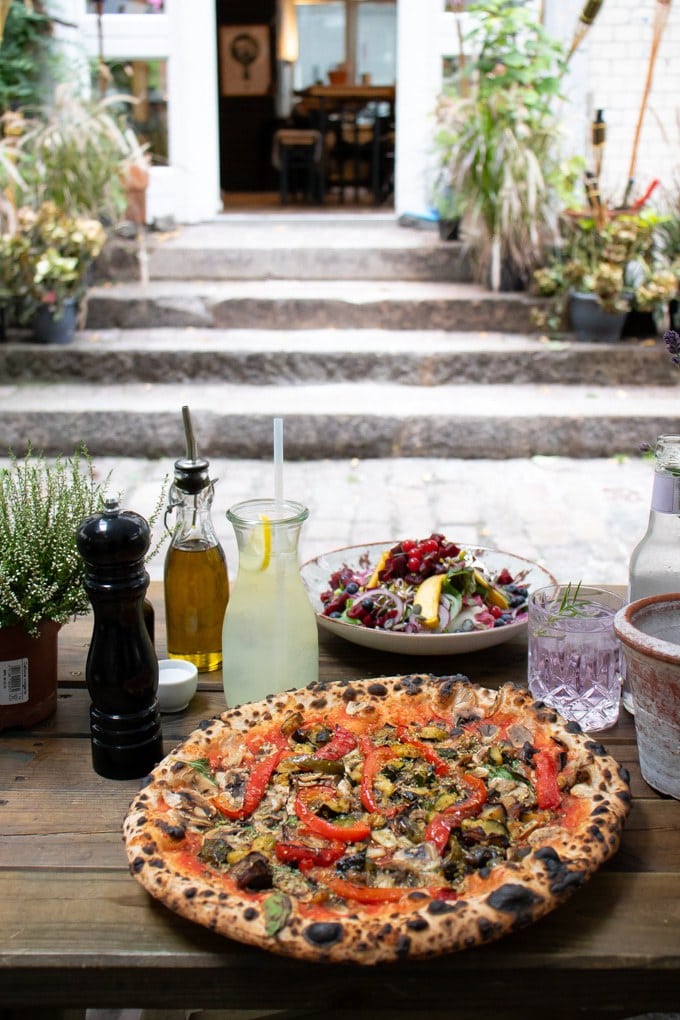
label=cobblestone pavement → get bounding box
[83,453,656,587]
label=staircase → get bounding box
[1,212,678,460]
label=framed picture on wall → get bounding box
[219,25,271,97]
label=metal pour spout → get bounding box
[182,405,198,462]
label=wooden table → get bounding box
[294,85,396,204]
[1,583,679,1018]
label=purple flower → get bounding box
[664,330,680,367]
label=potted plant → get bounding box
[0,447,108,731]
[0,200,106,341]
[10,82,133,224]
[532,211,678,340]
[432,0,571,290]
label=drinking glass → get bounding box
[528,584,623,732]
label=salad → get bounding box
[320,535,531,635]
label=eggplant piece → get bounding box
[230,851,273,891]
[197,837,232,869]
[459,817,510,848]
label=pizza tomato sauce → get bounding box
[124,675,630,963]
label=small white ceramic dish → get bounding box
[301,541,558,656]
[157,658,198,713]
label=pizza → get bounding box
[123,674,631,964]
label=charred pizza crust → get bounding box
[123,675,631,964]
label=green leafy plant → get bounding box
[0,1,63,117]
[0,200,106,322]
[433,0,570,289]
[533,211,679,330]
[0,447,109,635]
[2,82,136,223]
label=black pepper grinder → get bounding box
[77,497,163,780]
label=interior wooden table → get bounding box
[1,582,678,1018]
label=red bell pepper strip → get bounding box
[534,747,562,810]
[308,872,411,904]
[303,870,458,905]
[275,841,346,868]
[213,734,289,820]
[424,773,487,854]
[359,737,402,817]
[295,786,371,843]
[313,724,357,761]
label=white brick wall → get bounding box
[580,0,680,210]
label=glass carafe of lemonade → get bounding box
[222,498,318,706]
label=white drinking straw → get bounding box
[273,417,284,515]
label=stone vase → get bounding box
[614,593,680,800]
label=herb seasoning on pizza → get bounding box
[124,675,630,964]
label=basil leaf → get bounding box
[486,764,531,786]
[263,890,292,936]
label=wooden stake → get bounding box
[627,0,672,183]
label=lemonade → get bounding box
[221,499,318,706]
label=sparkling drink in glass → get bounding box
[528,584,623,732]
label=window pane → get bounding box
[294,3,345,89]
[357,3,396,85]
[92,59,168,164]
[86,1,165,13]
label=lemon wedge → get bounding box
[257,514,272,571]
[243,514,272,571]
[414,573,445,629]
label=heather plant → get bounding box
[0,447,108,635]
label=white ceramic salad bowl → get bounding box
[301,541,557,655]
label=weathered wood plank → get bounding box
[0,871,678,1012]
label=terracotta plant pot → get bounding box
[0,620,61,732]
[614,593,680,800]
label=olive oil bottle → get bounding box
[164,407,229,672]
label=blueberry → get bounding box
[361,598,374,612]
[493,618,507,627]
[345,582,359,595]
[330,611,343,619]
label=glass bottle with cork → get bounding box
[164,406,229,672]
[626,434,680,711]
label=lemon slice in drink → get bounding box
[249,513,271,571]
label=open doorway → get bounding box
[217,0,397,210]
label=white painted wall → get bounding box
[53,0,221,224]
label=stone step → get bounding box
[1,379,677,459]
[83,278,551,334]
[98,215,470,283]
[0,328,673,387]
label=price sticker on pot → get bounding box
[0,658,29,705]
